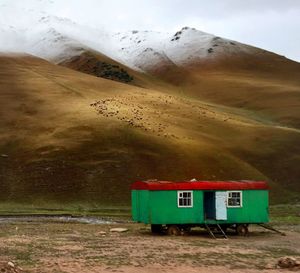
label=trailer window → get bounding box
[227,191,242,207]
[178,191,193,207]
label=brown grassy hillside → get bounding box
[59,51,136,85]
[59,50,176,92]
[0,54,299,207]
[139,49,300,129]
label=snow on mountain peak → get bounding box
[0,9,256,72]
[109,26,244,69]
[39,15,76,25]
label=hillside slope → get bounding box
[59,50,174,91]
[0,54,299,206]
[2,15,299,130]
[110,27,300,129]
[39,24,300,129]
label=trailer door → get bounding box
[215,191,227,220]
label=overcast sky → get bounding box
[1,0,300,61]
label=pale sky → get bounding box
[1,0,300,61]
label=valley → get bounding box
[0,53,300,206]
[0,14,300,207]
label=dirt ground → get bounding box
[0,220,299,273]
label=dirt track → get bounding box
[0,221,299,273]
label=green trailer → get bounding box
[131,180,269,237]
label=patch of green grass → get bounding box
[270,203,300,225]
[0,246,35,266]
[0,203,299,229]
[0,202,131,218]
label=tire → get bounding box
[151,224,163,234]
[177,226,191,236]
[167,225,180,236]
[236,224,249,236]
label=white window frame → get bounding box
[177,191,193,208]
[227,191,243,208]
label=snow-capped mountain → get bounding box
[0,14,113,62]
[2,0,279,76]
[22,16,115,62]
[0,8,263,73]
[111,27,257,70]
[0,24,26,53]
[27,26,85,62]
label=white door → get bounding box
[215,191,227,220]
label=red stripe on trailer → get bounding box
[131,180,269,190]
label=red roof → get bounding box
[131,180,268,191]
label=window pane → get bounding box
[178,191,192,207]
[227,191,241,207]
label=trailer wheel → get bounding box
[182,226,191,235]
[167,225,180,236]
[236,224,249,236]
[151,224,163,234]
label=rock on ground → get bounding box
[0,261,23,273]
[110,228,129,233]
[277,256,300,269]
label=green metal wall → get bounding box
[132,190,150,223]
[149,190,203,224]
[132,189,268,224]
[225,190,269,224]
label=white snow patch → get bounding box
[0,4,260,72]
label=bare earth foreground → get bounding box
[0,220,299,273]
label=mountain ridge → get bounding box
[0,13,300,206]
[0,54,300,206]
